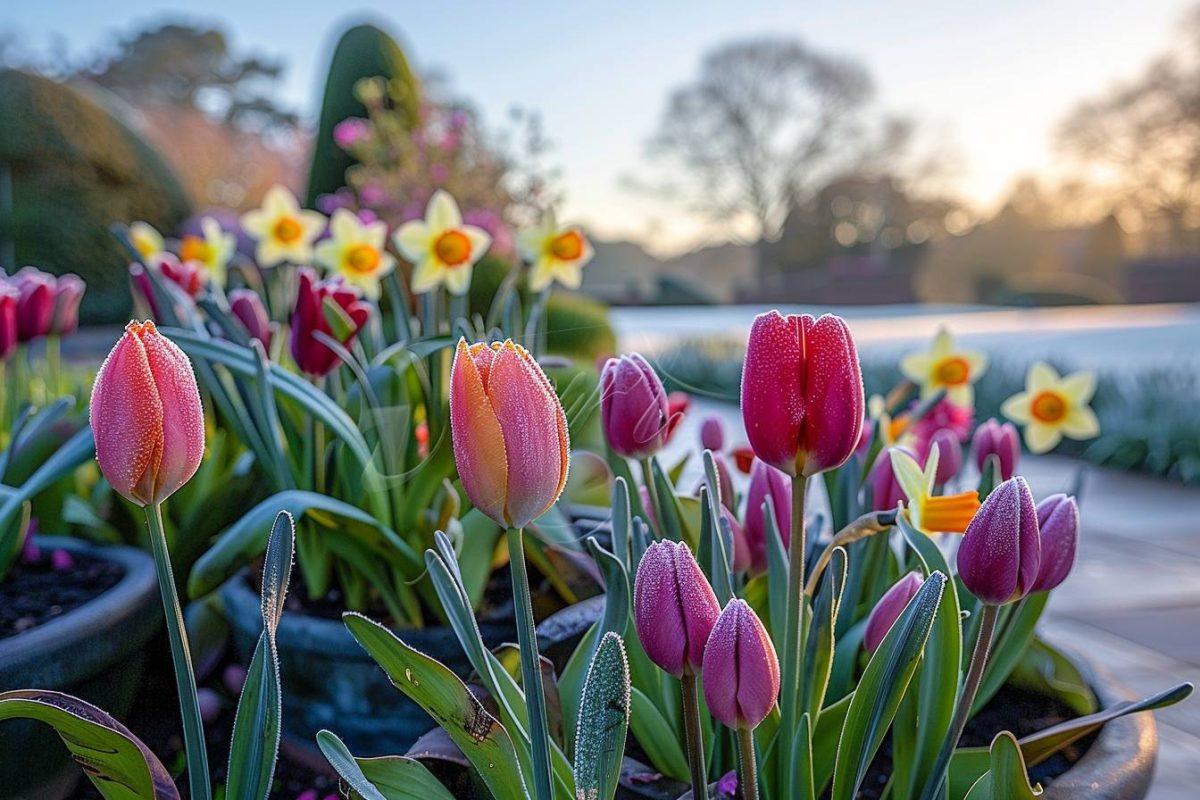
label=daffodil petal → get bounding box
[964,350,989,378]
[931,328,953,357]
[462,226,492,265]
[393,222,430,261]
[1058,371,1096,405]
[427,190,462,231]
[889,448,930,505]
[410,259,441,294]
[1001,392,1033,424]
[1061,406,1100,439]
[314,240,341,272]
[444,264,474,296]
[1024,422,1062,454]
[899,352,932,383]
[1027,361,1059,392]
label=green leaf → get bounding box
[811,693,852,793]
[343,613,529,799]
[629,686,690,782]
[962,732,1041,800]
[317,729,456,800]
[610,477,632,570]
[226,511,295,800]
[789,712,816,800]
[763,499,790,648]
[573,633,631,800]
[650,457,689,545]
[802,546,846,721]
[0,690,178,799]
[1008,638,1097,716]
[972,592,1049,715]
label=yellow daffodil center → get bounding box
[548,230,584,261]
[919,491,981,533]
[1030,390,1068,423]
[273,216,303,244]
[345,244,381,274]
[933,356,971,386]
[180,236,211,265]
[434,230,472,267]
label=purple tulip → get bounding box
[228,289,273,350]
[600,353,670,459]
[867,446,912,513]
[197,688,221,724]
[972,418,1020,481]
[930,428,963,485]
[700,415,726,452]
[1030,494,1079,592]
[864,571,924,653]
[743,459,791,573]
[702,599,780,730]
[633,540,720,677]
[957,477,1041,605]
[721,505,752,573]
[50,274,86,335]
[11,267,55,342]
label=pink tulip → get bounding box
[0,283,17,361]
[289,268,370,377]
[712,452,736,512]
[721,506,752,573]
[740,311,864,477]
[633,540,720,677]
[911,398,973,460]
[864,571,924,653]
[702,599,780,730]
[449,338,570,529]
[700,415,726,452]
[90,321,205,506]
[929,428,963,485]
[158,254,206,298]
[600,353,669,459]
[972,418,1020,481]
[743,459,791,573]
[228,289,273,350]
[1030,494,1079,592]
[867,446,911,513]
[11,267,55,342]
[957,477,1041,605]
[50,274,86,335]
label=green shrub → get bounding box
[0,70,192,323]
[544,292,616,363]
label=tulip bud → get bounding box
[721,506,752,573]
[957,477,1041,605]
[864,571,924,653]
[229,288,273,350]
[665,391,690,443]
[700,415,725,452]
[158,254,206,298]
[702,599,780,730]
[600,353,669,459]
[741,311,864,477]
[1030,493,1079,592]
[744,459,791,573]
[49,274,86,335]
[449,338,570,529]
[90,321,205,506]
[867,446,911,513]
[0,283,17,361]
[929,428,962,485]
[972,418,1020,481]
[12,267,55,342]
[289,267,370,377]
[712,452,736,512]
[633,540,721,677]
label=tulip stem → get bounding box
[919,601,1000,800]
[737,727,760,800]
[680,672,708,800]
[507,527,553,800]
[145,502,211,800]
[778,474,808,786]
[640,457,665,537]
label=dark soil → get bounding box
[0,550,123,639]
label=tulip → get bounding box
[732,445,755,474]
[0,283,17,361]
[11,267,55,342]
[743,459,791,572]
[929,428,962,485]
[864,571,924,653]
[159,253,207,297]
[666,391,690,443]
[1030,493,1079,592]
[49,273,86,335]
[957,477,1041,605]
[703,599,780,730]
[289,268,370,377]
[600,353,669,459]
[700,415,726,452]
[867,446,911,513]
[972,418,1020,481]
[634,540,721,676]
[712,452,736,512]
[721,506,752,573]
[228,289,273,350]
[740,311,864,478]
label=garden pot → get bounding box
[0,537,160,800]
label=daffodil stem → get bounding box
[507,527,553,800]
[920,602,1000,800]
[779,474,808,788]
[680,672,707,800]
[737,726,760,800]
[146,502,210,800]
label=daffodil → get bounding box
[239,185,327,267]
[517,210,594,291]
[392,190,490,296]
[900,327,988,407]
[178,217,235,288]
[129,221,164,263]
[890,445,980,534]
[1000,361,1099,454]
[315,209,396,299]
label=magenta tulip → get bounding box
[721,506,752,573]
[930,428,963,485]
[90,321,205,506]
[11,267,55,342]
[50,274,86,335]
[957,477,1041,605]
[289,268,370,377]
[0,283,17,361]
[972,418,1020,481]
[633,540,720,677]
[1030,494,1079,592]
[740,311,864,477]
[600,353,669,459]
[864,571,924,653]
[229,288,273,350]
[868,446,912,513]
[702,599,780,730]
[743,459,791,572]
[700,415,726,452]
[449,338,570,529]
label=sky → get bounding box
[2,0,1193,255]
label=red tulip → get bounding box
[158,254,206,298]
[0,283,17,361]
[864,571,924,653]
[11,267,55,342]
[972,418,1020,481]
[228,289,273,350]
[957,477,1041,605]
[702,599,780,730]
[665,391,690,443]
[449,338,570,529]
[600,353,669,459]
[634,540,720,677]
[743,459,791,572]
[50,274,86,335]
[740,311,864,477]
[289,268,370,377]
[90,321,205,506]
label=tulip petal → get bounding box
[799,315,863,475]
[449,340,510,526]
[741,312,805,475]
[140,330,205,503]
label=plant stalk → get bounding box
[640,457,665,538]
[920,601,1001,800]
[507,527,553,800]
[146,502,211,800]
[737,726,760,800]
[680,672,708,800]
[779,473,808,785]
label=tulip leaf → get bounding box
[573,633,631,800]
[226,511,294,800]
[802,546,847,721]
[317,729,455,800]
[811,692,852,793]
[763,499,790,648]
[1008,638,1096,716]
[831,571,946,800]
[0,690,179,799]
[971,592,1049,715]
[611,477,632,570]
[697,483,734,604]
[961,731,1041,800]
[650,456,690,545]
[789,712,817,800]
[629,686,691,782]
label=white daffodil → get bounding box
[392,190,490,296]
[899,327,988,407]
[517,210,594,291]
[179,217,236,288]
[129,221,164,263]
[890,445,980,534]
[1001,362,1099,454]
[239,185,327,267]
[314,209,396,299]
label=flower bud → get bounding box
[864,571,924,653]
[972,418,1020,481]
[600,353,669,459]
[929,428,962,485]
[744,459,791,572]
[0,283,17,361]
[666,392,690,443]
[1030,493,1079,592]
[957,477,1041,605]
[11,267,55,342]
[720,505,752,573]
[741,311,864,477]
[229,288,273,350]
[633,540,720,677]
[702,599,780,730]
[867,446,911,513]
[449,338,570,529]
[289,267,370,377]
[90,321,205,506]
[700,415,725,452]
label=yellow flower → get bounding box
[392,190,490,296]
[315,209,396,299]
[517,210,594,291]
[899,327,988,407]
[1000,362,1099,454]
[178,217,235,287]
[239,185,327,267]
[129,221,164,263]
[890,445,980,534]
